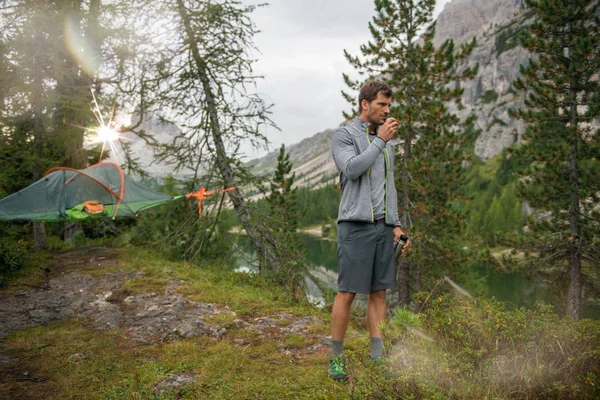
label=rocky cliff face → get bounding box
[434,0,525,47]
[436,0,529,160]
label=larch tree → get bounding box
[131,0,300,276]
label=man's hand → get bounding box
[377,118,398,142]
[393,226,410,254]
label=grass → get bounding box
[2,242,598,399]
[0,240,53,296]
[0,244,352,399]
[0,318,349,399]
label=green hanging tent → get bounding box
[0,162,181,222]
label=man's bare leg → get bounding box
[331,291,356,341]
[329,291,355,381]
[367,290,386,359]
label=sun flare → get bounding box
[96,126,119,143]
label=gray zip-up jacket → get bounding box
[332,117,401,226]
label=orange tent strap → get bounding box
[185,187,236,215]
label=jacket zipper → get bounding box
[366,126,390,223]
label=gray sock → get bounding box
[332,339,344,356]
[370,337,383,359]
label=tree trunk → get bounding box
[394,19,416,304]
[567,246,581,319]
[59,0,101,242]
[396,257,411,305]
[32,14,46,249]
[176,0,278,267]
[565,14,581,319]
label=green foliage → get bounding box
[495,24,528,56]
[355,294,600,399]
[0,233,52,291]
[241,185,341,230]
[486,115,508,130]
[129,178,236,262]
[295,185,340,227]
[388,306,422,333]
[268,145,300,233]
[456,151,525,246]
[257,145,307,300]
[508,0,600,318]
[0,240,27,285]
[481,89,499,104]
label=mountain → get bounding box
[246,128,339,188]
[105,114,184,179]
[439,0,529,160]
[251,0,532,182]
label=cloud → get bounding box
[241,0,452,158]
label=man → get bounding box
[329,80,410,382]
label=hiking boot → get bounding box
[329,354,347,383]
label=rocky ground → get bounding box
[0,247,333,395]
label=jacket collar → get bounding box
[353,117,371,131]
[353,117,380,134]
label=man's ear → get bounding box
[361,99,369,112]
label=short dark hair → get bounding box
[358,80,392,112]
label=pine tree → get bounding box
[264,145,305,298]
[509,0,600,319]
[268,145,300,233]
[0,2,60,247]
[343,0,477,304]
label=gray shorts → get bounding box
[337,220,396,294]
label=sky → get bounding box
[243,0,453,159]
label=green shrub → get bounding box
[0,241,25,274]
[0,239,33,288]
[482,89,499,104]
[357,294,600,399]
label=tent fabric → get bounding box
[0,162,177,221]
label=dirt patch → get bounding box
[0,346,52,400]
[47,247,124,275]
[0,248,332,350]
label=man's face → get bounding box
[362,92,392,126]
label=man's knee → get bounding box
[368,290,386,302]
[336,291,356,305]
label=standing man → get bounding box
[329,80,409,382]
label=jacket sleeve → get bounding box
[388,146,402,227]
[332,127,385,180]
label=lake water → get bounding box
[233,234,599,319]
